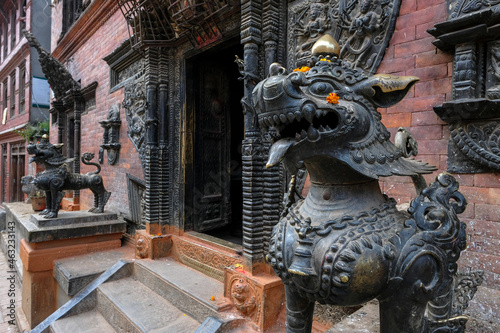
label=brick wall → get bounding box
[377,0,500,290]
[50,9,143,217]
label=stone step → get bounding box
[50,310,116,333]
[54,247,135,304]
[134,257,233,323]
[97,277,201,333]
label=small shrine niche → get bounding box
[429,3,500,173]
[99,103,122,165]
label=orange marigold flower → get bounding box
[320,58,331,62]
[326,93,339,104]
[293,66,310,72]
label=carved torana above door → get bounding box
[288,0,402,75]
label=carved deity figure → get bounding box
[341,0,381,68]
[487,40,500,99]
[294,2,331,65]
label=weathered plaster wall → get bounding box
[49,8,144,217]
[377,0,500,293]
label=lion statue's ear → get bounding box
[352,74,419,108]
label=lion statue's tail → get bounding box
[81,152,101,175]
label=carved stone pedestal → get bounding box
[224,266,285,331]
[5,202,126,328]
[135,229,173,259]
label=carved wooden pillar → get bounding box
[72,90,84,203]
[240,0,264,274]
[453,43,477,100]
[261,0,282,254]
[159,81,170,229]
[52,101,65,145]
[144,47,161,234]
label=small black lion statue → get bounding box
[27,135,111,218]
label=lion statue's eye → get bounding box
[310,82,334,96]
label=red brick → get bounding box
[474,173,500,188]
[406,63,449,81]
[395,5,446,31]
[417,139,448,155]
[394,37,437,59]
[476,204,500,221]
[414,77,452,96]
[385,45,395,60]
[416,0,445,10]
[466,220,500,239]
[411,110,442,126]
[416,22,436,40]
[460,202,476,219]
[377,56,415,74]
[381,113,412,128]
[405,124,443,140]
[467,234,500,256]
[415,49,452,67]
[459,251,500,275]
[452,173,475,187]
[461,186,490,205]
[400,0,417,15]
[382,182,417,200]
[391,27,416,45]
[388,95,446,113]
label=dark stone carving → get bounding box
[429,3,500,172]
[123,76,147,171]
[27,136,111,218]
[99,103,122,165]
[255,35,480,333]
[230,277,258,316]
[23,30,80,102]
[288,0,401,75]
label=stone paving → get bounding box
[0,246,20,333]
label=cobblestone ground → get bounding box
[0,248,20,333]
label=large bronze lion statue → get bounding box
[254,35,482,333]
[27,136,111,218]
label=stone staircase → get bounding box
[31,255,249,333]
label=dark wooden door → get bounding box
[192,53,232,232]
[10,143,25,202]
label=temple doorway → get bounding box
[185,37,244,244]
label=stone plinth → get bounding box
[5,202,126,328]
[224,266,285,331]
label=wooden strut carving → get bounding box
[22,30,80,102]
[254,35,483,333]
